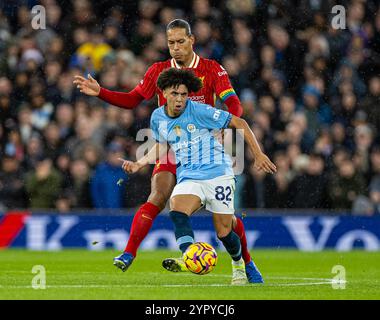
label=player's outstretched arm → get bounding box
[119,142,168,174]
[228,116,277,174]
[73,74,145,109]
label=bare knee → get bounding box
[215,222,232,239]
[169,197,177,210]
[148,172,176,210]
[217,229,232,239]
[213,214,233,238]
[170,195,202,215]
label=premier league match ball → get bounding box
[183,242,218,275]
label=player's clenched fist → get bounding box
[118,158,142,174]
[253,152,277,174]
[73,74,101,96]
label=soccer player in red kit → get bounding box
[73,19,263,283]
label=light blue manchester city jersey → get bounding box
[150,100,234,183]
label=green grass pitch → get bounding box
[0,249,379,300]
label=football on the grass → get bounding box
[183,242,218,275]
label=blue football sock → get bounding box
[169,211,194,253]
[218,231,242,262]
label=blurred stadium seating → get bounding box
[0,0,380,215]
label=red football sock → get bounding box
[233,217,252,264]
[124,202,161,257]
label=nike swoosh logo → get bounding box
[142,214,153,220]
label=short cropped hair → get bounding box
[157,68,203,93]
[166,19,192,36]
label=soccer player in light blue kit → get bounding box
[120,68,276,284]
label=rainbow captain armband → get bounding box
[219,88,237,101]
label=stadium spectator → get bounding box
[264,151,293,208]
[25,155,63,209]
[55,190,74,213]
[22,133,44,171]
[54,103,75,142]
[330,121,354,151]
[17,104,35,144]
[353,124,374,174]
[353,177,380,215]
[288,152,330,209]
[193,19,224,62]
[369,146,380,182]
[90,142,128,209]
[328,158,366,210]
[43,121,63,161]
[314,128,334,158]
[358,76,380,133]
[369,177,380,215]
[124,165,152,208]
[242,162,268,208]
[301,84,332,142]
[78,144,103,170]
[242,147,290,209]
[266,21,302,90]
[272,93,296,132]
[64,116,97,158]
[65,158,92,208]
[55,152,72,188]
[0,152,27,210]
[4,127,24,161]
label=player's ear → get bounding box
[189,34,195,45]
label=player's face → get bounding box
[167,28,194,65]
[163,85,189,116]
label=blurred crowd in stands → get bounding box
[0,0,380,214]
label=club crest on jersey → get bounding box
[198,76,205,85]
[174,125,182,136]
[187,124,196,133]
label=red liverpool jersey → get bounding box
[134,53,238,107]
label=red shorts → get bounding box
[152,150,177,177]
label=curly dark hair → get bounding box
[157,68,203,93]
